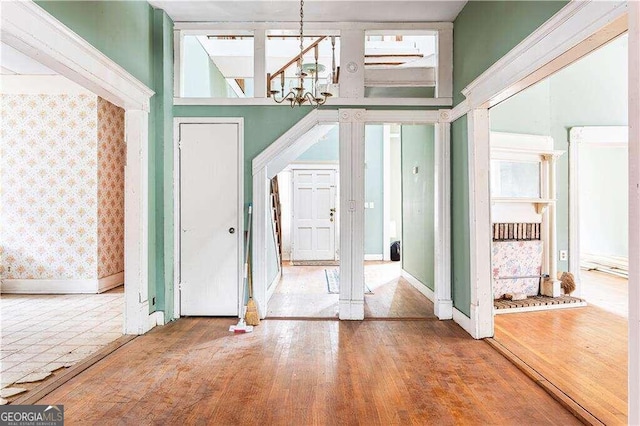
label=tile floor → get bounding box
[0,286,123,396]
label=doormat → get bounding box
[325,269,373,294]
[292,260,340,266]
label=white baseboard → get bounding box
[98,271,124,292]
[453,308,474,337]
[1,278,97,294]
[339,299,364,320]
[148,311,165,328]
[401,269,434,301]
[364,254,384,261]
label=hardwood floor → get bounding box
[266,262,435,318]
[38,318,579,425]
[494,270,628,425]
[580,269,628,317]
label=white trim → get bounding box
[172,117,245,319]
[0,75,93,95]
[467,109,494,339]
[0,1,153,111]
[364,254,384,261]
[174,97,452,107]
[98,272,125,293]
[253,110,338,175]
[175,22,453,32]
[148,311,165,328]
[252,109,449,323]
[434,117,452,320]
[453,308,473,336]
[338,300,365,320]
[494,301,587,315]
[1,279,99,294]
[363,110,440,124]
[461,1,627,111]
[383,126,391,261]
[629,3,640,421]
[401,269,434,302]
[568,126,629,298]
[1,273,124,294]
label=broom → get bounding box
[245,248,260,326]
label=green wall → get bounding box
[37,1,174,314]
[155,9,175,317]
[450,0,568,318]
[452,1,568,106]
[401,125,435,290]
[451,116,470,314]
[364,125,384,256]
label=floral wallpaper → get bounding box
[97,98,125,279]
[492,240,544,299]
[0,94,124,283]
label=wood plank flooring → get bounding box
[267,262,435,318]
[494,270,628,425]
[37,318,580,425]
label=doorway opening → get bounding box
[362,123,436,319]
[487,32,628,425]
[266,124,341,318]
[0,48,125,398]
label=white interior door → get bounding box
[180,123,239,316]
[292,169,337,260]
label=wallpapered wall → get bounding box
[97,97,125,279]
[1,94,124,283]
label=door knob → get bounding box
[229,227,235,234]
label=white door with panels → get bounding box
[292,169,337,260]
[180,122,240,316]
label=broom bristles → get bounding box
[245,297,260,326]
[557,271,576,295]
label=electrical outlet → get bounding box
[559,250,568,261]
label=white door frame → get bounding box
[172,117,245,319]
[568,125,629,297]
[252,109,452,321]
[448,1,627,340]
[1,1,156,334]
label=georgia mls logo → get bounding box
[0,404,64,426]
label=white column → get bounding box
[253,29,266,98]
[541,154,561,297]
[467,109,493,339]
[124,109,150,334]
[434,115,452,319]
[252,169,269,318]
[338,109,365,320]
[628,1,640,422]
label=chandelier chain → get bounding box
[299,0,304,63]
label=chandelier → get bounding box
[270,0,332,107]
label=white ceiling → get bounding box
[1,43,57,75]
[148,0,467,23]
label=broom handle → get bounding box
[239,205,252,320]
